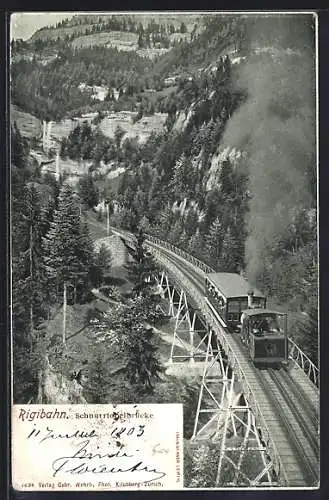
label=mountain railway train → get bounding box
[112,227,289,367]
[205,273,288,366]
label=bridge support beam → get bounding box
[170,290,208,363]
[154,266,278,487]
[156,272,208,363]
[157,271,178,317]
[192,327,276,487]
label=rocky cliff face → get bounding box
[206,146,247,191]
[36,356,87,404]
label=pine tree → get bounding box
[132,187,148,218]
[78,174,99,209]
[122,228,158,297]
[92,243,112,288]
[25,185,45,338]
[206,217,224,268]
[86,349,110,403]
[40,197,55,237]
[12,185,46,349]
[139,215,151,232]
[170,153,190,200]
[167,218,184,246]
[204,188,222,230]
[125,325,163,392]
[156,204,173,238]
[90,299,164,394]
[42,184,94,304]
[218,158,235,203]
[114,125,125,149]
[11,123,29,170]
[148,171,166,219]
[293,303,318,366]
[188,229,205,260]
[219,225,239,272]
[185,208,199,238]
[76,221,96,300]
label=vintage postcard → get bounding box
[10,11,319,491]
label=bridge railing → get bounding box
[153,247,287,485]
[110,225,213,272]
[145,233,215,274]
[288,339,319,387]
[110,225,319,389]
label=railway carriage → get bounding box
[205,273,266,331]
[205,272,288,366]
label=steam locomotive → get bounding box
[205,272,288,366]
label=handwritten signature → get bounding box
[51,439,166,482]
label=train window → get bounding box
[249,314,282,335]
[227,299,240,313]
[240,299,248,311]
[227,313,240,323]
[253,297,266,308]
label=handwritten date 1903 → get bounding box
[26,425,145,443]
[110,425,145,438]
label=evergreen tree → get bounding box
[124,324,163,391]
[167,218,184,245]
[148,170,166,219]
[218,158,235,204]
[114,125,125,149]
[292,303,318,365]
[180,22,187,34]
[11,123,29,170]
[156,204,173,237]
[91,299,164,394]
[92,243,112,288]
[11,131,51,402]
[78,174,99,209]
[185,209,199,238]
[170,153,190,200]
[12,185,46,349]
[122,228,158,297]
[139,215,151,232]
[132,187,148,218]
[219,225,239,272]
[85,349,110,403]
[76,220,96,301]
[188,229,205,260]
[206,217,224,268]
[40,197,55,237]
[42,184,94,304]
[204,188,222,230]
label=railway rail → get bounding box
[267,369,318,481]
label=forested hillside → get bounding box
[10,15,243,120]
[112,15,317,362]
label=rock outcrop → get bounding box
[36,356,87,404]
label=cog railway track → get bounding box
[110,229,319,486]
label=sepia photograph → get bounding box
[10,11,319,489]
